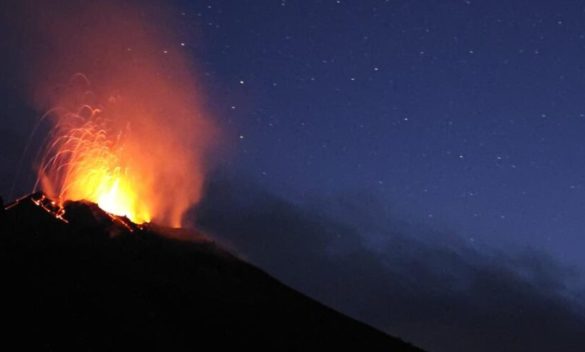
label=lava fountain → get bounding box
[35,85,152,224]
[24,0,217,227]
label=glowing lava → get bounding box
[36,103,151,224]
[77,164,151,224]
[96,177,148,222]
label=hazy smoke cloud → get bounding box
[194,172,585,352]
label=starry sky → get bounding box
[2,1,585,350]
[184,0,585,271]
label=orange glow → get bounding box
[97,178,148,223]
[28,1,217,227]
[36,102,152,224]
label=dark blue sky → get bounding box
[178,0,585,272]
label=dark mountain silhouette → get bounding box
[0,193,422,351]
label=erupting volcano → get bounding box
[35,80,152,224]
[0,1,425,350]
[23,1,216,227]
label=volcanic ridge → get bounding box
[0,193,423,350]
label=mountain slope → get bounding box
[0,193,423,351]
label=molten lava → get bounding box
[96,177,147,223]
[36,103,151,224]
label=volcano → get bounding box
[0,193,422,351]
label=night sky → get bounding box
[191,0,585,270]
[2,1,585,351]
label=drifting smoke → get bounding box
[21,0,216,226]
